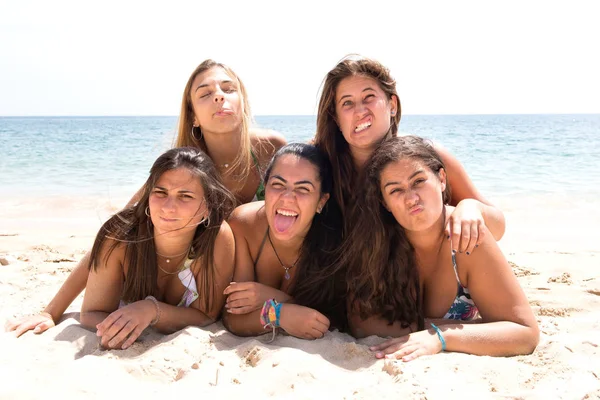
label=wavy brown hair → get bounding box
[88,147,236,314]
[314,55,402,224]
[175,60,254,181]
[343,136,451,328]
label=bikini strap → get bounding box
[253,227,270,269]
[451,252,464,287]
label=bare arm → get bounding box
[434,143,506,240]
[433,227,539,356]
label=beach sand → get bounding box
[1,194,599,399]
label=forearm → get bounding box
[152,302,215,334]
[222,309,270,337]
[479,202,506,240]
[80,310,110,330]
[436,321,538,356]
[44,254,90,322]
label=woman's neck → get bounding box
[350,146,374,171]
[269,228,305,263]
[202,128,242,168]
[153,229,195,257]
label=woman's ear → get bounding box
[317,193,330,213]
[438,167,447,192]
[390,95,399,117]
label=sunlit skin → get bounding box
[190,67,243,135]
[148,168,208,240]
[380,159,447,235]
[335,75,398,159]
[264,154,329,244]
[222,154,331,339]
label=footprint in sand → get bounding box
[547,272,573,285]
[243,347,261,367]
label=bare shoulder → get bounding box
[250,128,287,163]
[213,221,235,256]
[229,201,265,226]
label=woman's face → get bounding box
[148,167,207,237]
[190,67,243,135]
[379,158,446,233]
[334,75,397,153]
[264,154,329,242]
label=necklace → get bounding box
[156,246,190,264]
[157,254,187,275]
[267,228,300,280]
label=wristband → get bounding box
[430,323,446,351]
[145,296,161,326]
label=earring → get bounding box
[202,214,210,227]
[192,125,202,140]
[391,110,396,116]
[316,207,322,214]
[145,206,151,217]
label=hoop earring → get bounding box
[192,125,202,141]
[145,206,151,217]
[203,214,210,227]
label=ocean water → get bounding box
[1,114,599,201]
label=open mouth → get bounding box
[354,120,372,133]
[273,208,298,233]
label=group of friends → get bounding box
[5,56,539,362]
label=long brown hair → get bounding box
[314,55,402,223]
[88,147,236,314]
[343,136,450,328]
[175,60,254,180]
[262,143,347,330]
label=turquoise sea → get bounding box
[1,114,599,201]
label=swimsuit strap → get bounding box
[451,252,464,287]
[253,228,270,270]
[250,149,266,201]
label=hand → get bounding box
[279,304,330,340]
[96,300,156,350]
[223,282,277,314]
[369,329,444,362]
[445,199,485,255]
[4,312,56,337]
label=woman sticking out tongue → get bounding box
[223,143,346,340]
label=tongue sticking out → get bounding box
[274,213,296,233]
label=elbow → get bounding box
[516,323,540,355]
[79,311,97,331]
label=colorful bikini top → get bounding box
[443,253,479,320]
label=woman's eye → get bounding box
[199,92,211,99]
[296,187,310,194]
[414,179,426,186]
[223,86,236,93]
[390,188,404,195]
[153,190,167,197]
[342,100,353,107]
[364,94,375,101]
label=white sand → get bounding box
[1,194,599,399]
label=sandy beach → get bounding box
[1,193,599,399]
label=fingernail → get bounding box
[369,346,375,351]
[466,251,470,255]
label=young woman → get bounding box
[345,136,539,360]
[81,147,236,350]
[222,143,346,339]
[313,55,506,248]
[6,60,286,338]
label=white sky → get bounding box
[1,0,598,116]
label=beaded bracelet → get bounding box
[430,323,446,351]
[145,295,161,326]
[259,299,282,342]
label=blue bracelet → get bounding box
[430,323,447,351]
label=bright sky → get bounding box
[1,0,598,116]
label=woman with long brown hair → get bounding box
[7,60,286,337]
[313,55,505,246]
[81,147,236,349]
[344,136,538,360]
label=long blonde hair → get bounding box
[175,60,254,179]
